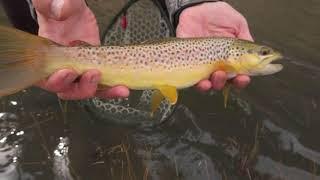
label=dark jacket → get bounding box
[0,0,38,34]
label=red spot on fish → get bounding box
[121,14,127,30]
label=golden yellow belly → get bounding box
[48,62,217,90]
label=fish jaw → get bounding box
[225,52,283,77]
[247,64,283,76]
[247,52,283,76]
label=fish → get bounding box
[0,26,283,114]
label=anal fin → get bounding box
[150,85,178,117]
[222,83,231,108]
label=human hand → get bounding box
[32,0,129,100]
[176,2,253,91]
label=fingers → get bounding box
[96,86,130,99]
[196,80,212,92]
[237,18,254,41]
[196,71,227,92]
[36,69,130,100]
[238,28,254,42]
[32,0,51,17]
[57,70,100,100]
[37,69,78,92]
[211,71,227,90]
[232,75,251,89]
[196,71,251,92]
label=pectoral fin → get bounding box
[157,85,178,104]
[151,85,178,116]
[222,83,231,108]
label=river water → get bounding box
[0,0,320,179]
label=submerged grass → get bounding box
[58,98,69,125]
[88,135,160,180]
[30,113,52,160]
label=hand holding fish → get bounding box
[176,2,253,91]
[30,0,254,100]
[32,0,129,100]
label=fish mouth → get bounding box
[266,52,283,72]
[263,52,283,64]
[249,52,284,76]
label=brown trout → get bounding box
[0,26,283,113]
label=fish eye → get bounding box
[259,47,272,56]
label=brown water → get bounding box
[0,0,320,179]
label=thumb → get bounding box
[238,29,254,42]
[237,21,254,41]
[32,0,87,20]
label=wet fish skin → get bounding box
[47,37,282,90]
[0,26,283,112]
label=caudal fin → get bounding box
[0,26,55,97]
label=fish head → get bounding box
[229,40,284,76]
